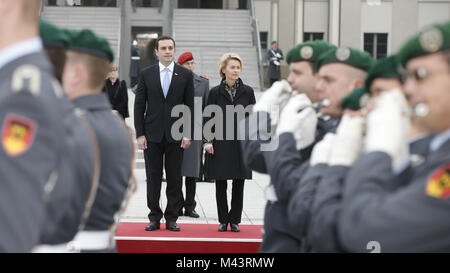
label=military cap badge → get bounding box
[300,45,314,60]
[419,27,443,53]
[336,47,351,61]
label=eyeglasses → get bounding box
[401,67,449,83]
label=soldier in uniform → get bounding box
[60,29,135,253]
[267,41,284,86]
[177,52,210,218]
[0,0,78,252]
[335,22,450,252]
[299,55,430,253]
[239,41,337,252]
[260,46,374,253]
[32,20,101,253]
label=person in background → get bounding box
[267,41,284,87]
[177,52,210,218]
[103,64,129,120]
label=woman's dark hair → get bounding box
[155,36,176,50]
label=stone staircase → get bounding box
[40,6,121,62]
[173,8,261,92]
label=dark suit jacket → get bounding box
[134,63,194,143]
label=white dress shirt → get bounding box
[159,61,174,91]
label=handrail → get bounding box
[249,0,264,92]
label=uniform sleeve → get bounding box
[287,164,327,238]
[239,112,272,173]
[337,152,450,252]
[134,71,147,138]
[0,91,63,252]
[306,165,349,252]
[263,133,310,203]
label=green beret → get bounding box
[286,40,337,65]
[315,46,375,72]
[365,55,401,91]
[340,87,371,110]
[39,19,70,49]
[67,29,114,62]
[397,22,450,67]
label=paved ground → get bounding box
[120,89,269,226]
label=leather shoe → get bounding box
[184,210,200,218]
[230,224,240,232]
[178,209,184,216]
[218,223,227,232]
[145,222,160,231]
[166,222,180,232]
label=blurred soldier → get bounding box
[259,46,374,252]
[32,20,101,253]
[61,29,135,253]
[177,52,210,218]
[336,22,450,252]
[0,0,78,252]
[267,41,284,86]
[240,41,337,252]
[300,55,432,253]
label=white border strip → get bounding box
[115,236,262,243]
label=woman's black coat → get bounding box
[204,78,256,180]
[103,79,129,119]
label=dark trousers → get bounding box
[215,179,245,224]
[183,177,197,211]
[144,137,184,223]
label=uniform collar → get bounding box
[72,93,112,111]
[0,37,43,70]
[430,129,450,152]
[159,61,174,73]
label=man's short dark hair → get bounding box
[155,36,176,50]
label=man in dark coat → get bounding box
[267,41,284,86]
[135,36,195,232]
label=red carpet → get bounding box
[115,222,263,253]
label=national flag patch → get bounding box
[1,114,37,157]
[425,163,450,199]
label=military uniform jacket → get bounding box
[337,135,450,252]
[73,93,132,231]
[181,73,209,178]
[258,117,338,253]
[267,48,284,80]
[290,135,433,253]
[39,97,99,245]
[0,49,72,252]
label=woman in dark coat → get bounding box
[204,53,256,232]
[103,64,129,120]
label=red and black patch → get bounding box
[1,114,37,157]
[425,163,450,199]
